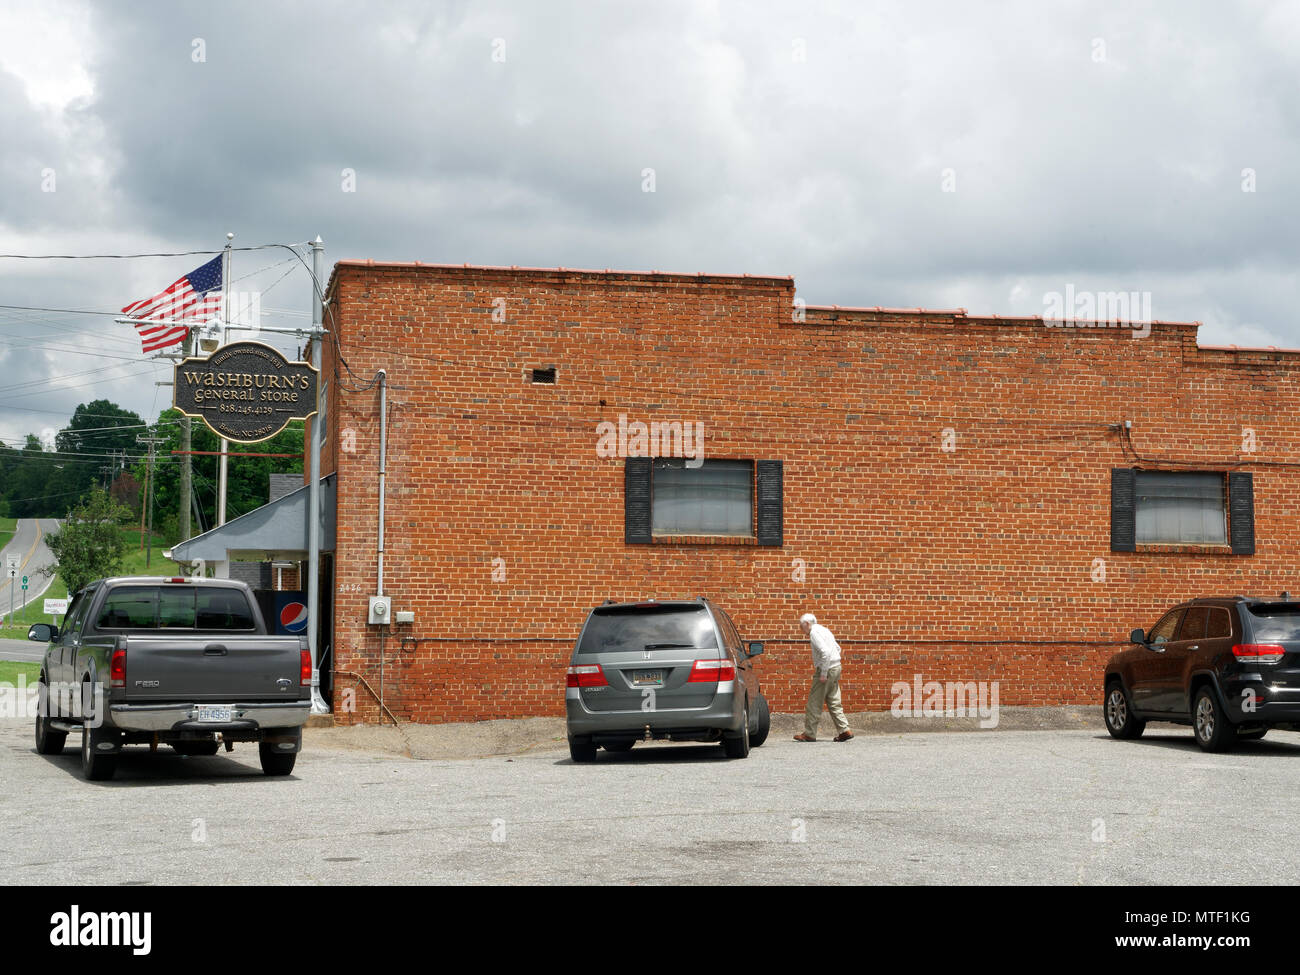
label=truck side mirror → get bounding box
[1129,628,1147,645]
[28,623,56,642]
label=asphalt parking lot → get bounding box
[5,710,1300,886]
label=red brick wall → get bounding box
[320,262,1300,724]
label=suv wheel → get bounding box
[568,734,597,763]
[723,704,751,759]
[1104,681,1145,740]
[1193,686,1236,752]
[750,694,771,748]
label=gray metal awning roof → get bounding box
[168,474,336,563]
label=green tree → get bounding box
[133,411,304,540]
[54,399,143,502]
[43,488,132,594]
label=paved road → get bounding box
[3,711,1299,885]
[0,518,59,624]
[0,638,43,662]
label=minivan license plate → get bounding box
[196,706,232,723]
[633,671,662,686]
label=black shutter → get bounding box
[1110,468,1136,552]
[1229,471,1255,555]
[624,458,652,544]
[756,460,784,546]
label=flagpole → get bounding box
[217,232,233,527]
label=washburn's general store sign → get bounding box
[174,341,318,443]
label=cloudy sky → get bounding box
[1,0,1297,450]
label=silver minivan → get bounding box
[565,598,770,761]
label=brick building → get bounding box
[314,260,1300,725]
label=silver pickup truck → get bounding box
[29,576,311,781]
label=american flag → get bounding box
[121,255,223,353]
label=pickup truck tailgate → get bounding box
[119,634,308,702]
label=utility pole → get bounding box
[217,232,233,527]
[180,334,192,541]
[307,235,327,714]
[137,433,165,568]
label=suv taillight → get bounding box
[109,648,126,688]
[688,659,735,683]
[566,664,607,688]
[301,650,312,686]
[1233,643,1286,664]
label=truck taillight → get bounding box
[566,664,607,687]
[1233,643,1286,664]
[301,650,312,686]
[109,648,126,687]
[688,659,735,682]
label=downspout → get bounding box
[377,369,388,717]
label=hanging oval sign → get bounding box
[173,341,319,444]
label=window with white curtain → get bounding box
[651,459,753,536]
[1135,472,1227,544]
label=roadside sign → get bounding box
[22,575,27,586]
[44,598,68,615]
[4,554,17,572]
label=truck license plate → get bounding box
[195,706,232,723]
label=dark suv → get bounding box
[565,598,771,761]
[1104,596,1300,751]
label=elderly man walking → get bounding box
[794,613,853,742]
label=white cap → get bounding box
[799,613,817,625]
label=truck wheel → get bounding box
[258,743,297,776]
[750,694,771,748]
[34,678,66,755]
[81,722,118,781]
[723,704,751,759]
[1193,686,1236,752]
[1104,681,1145,740]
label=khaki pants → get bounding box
[805,664,850,738]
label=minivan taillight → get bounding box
[1233,643,1286,664]
[566,664,607,688]
[688,659,735,682]
[301,650,313,686]
[109,648,126,688]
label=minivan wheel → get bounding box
[750,694,771,748]
[1193,686,1236,753]
[1104,682,1145,740]
[568,735,597,763]
[723,705,751,759]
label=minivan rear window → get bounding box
[1244,604,1300,642]
[578,605,718,654]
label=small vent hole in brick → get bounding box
[532,367,557,384]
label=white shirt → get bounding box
[808,623,842,677]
